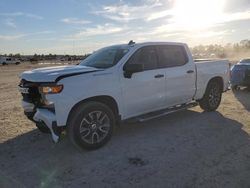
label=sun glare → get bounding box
[171,0,225,30]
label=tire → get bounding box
[232,85,239,91]
[247,85,250,91]
[2,62,6,66]
[16,62,20,65]
[199,80,222,111]
[36,122,51,133]
[67,101,115,150]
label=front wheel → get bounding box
[67,102,115,150]
[199,81,222,111]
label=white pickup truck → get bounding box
[18,42,230,150]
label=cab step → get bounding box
[126,102,198,123]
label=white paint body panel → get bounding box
[21,65,100,82]
[194,60,230,99]
[19,42,230,127]
[164,60,196,107]
[121,68,166,118]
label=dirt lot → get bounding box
[0,63,250,188]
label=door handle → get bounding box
[154,74,164,78]
[187,70,194,74]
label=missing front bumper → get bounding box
[22,100,62,143]
[33,108,60,143]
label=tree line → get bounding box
[0,53,90,62]
[1,39,250,61]
[191,39,250,59]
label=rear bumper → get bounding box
[22,101,61,142]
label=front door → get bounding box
[121,46,166,118]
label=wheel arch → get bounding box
[66,95,120,125]
[198,76,224,111]
[196,76,224,101]
[207,76,224,91]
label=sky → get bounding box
[0,0,250,55]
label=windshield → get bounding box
[80,46,129,68]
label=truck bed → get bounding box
[194,59,230,100]
[194,59,221,62]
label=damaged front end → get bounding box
[18,79,64,143]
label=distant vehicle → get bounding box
[231,59,250,90]
[29,58,38,63]
[0,57,20,65]
[238,59,250,65]
[18,41,230,150]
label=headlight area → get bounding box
[38,84,63,110]
[39,85,63,95]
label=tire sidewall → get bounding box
[232,85,238,91]
[205,81,222,111]
[69,102,115,150]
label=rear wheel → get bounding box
[2,62,6,65]
[199,80,222,111]
[232,85,239,91]
[67,102,115,150]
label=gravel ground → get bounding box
[0,63,250,188]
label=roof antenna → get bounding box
[128,40,135,45]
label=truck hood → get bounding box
[21,65,102,82]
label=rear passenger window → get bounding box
[127,46,158,71]
[157,45,188,68]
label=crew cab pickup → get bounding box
[18,42,230,150]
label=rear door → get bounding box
[121,46,166,118]
[156,45,196,106]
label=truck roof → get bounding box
[134,41,186,46]
[108,41,187,49]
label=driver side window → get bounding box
[127,46,158,71]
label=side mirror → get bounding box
[123,64,144,78]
